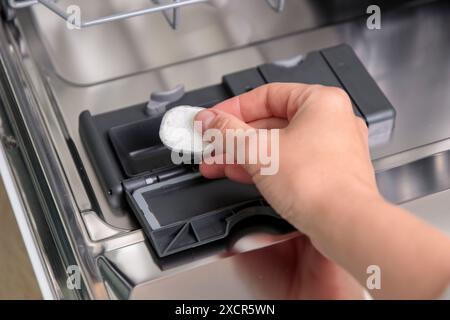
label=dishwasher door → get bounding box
[1,0,449,299]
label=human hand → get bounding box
[195,83,380,236]
[194,83,372,299]
[195,83,450,299]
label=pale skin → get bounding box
[195,83,450,300]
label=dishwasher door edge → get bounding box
[0,142,55,299]
[0,19,100,299]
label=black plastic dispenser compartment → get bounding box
[79,44,396,257]
[109,116,173,177]
[127,173,284,257]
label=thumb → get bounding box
[196,109,252,134]
[195,109,265,177]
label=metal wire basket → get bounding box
[6,0,285,29]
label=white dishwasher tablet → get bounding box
[159,106,210,155]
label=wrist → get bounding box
[301,184,386,240]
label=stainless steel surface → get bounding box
[377,150,450,204]
[265,0,285,13]
[39,0,208,29]
[10,0,210,29]
[1,0,449,299]
[29,0,389,85]
[7,0,37,9]
[9,0,286,30]
[0,18,98,299]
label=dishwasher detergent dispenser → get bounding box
[79,44,396,257]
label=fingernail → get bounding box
[195,110,216,132]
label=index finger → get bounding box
[212,83,315,123]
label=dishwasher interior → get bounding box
[1,0,450,299]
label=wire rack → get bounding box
[7,0,286,29]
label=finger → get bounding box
[212,83,317,122]
[224,164,254,184]
[355,117,369,136]
[199,153,228,179]
[354,117,369,148]
[249,117,288,129]
[199,162,253,184]
[199,161,225,179]
[195,109,264,177]
[200,150,254,184]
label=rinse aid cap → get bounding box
[159,106,213,155]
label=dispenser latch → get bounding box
[146,84,185,116]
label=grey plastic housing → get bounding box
[127,172,290,257]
